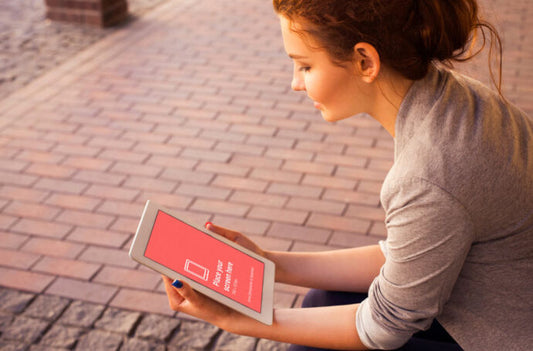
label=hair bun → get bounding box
[414,0,475,63]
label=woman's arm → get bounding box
[266,245,385,292]
[207,223,385,293]
[230,301,368,350]
[162,276,369,350]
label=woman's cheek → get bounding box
[306,75,321,103]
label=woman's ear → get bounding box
[353,43,380,83]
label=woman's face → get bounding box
[280,16,368,122]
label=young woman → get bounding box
[162,0,533,350]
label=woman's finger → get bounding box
[205,222,265,257]
[170,279,197,304]
[162,276,185,310]
[205,222,240,242]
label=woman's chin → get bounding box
[320,111,346,123]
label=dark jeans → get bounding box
[289,290,463,351]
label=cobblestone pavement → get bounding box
[0,286,287,350]
[0,0,169,101]
[0,0,531,350]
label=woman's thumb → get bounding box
[171,279,195,301]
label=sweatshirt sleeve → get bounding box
[356,178,474,350]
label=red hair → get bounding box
[273,0,502,92]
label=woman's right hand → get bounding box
[205,222,266,258]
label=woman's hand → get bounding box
[205,222,266,258]
[163,275,366,350]
[162,275,240,330]
[161,223,269,331]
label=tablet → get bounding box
[129,200,275,325]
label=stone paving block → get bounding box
[0,267,54,294]
[97,200,144,218]
[286,197,346,216]
[33,178,88,196]
[21,238,85,259]
[267,223,331,244]
[109,289,173,316]
[302,174,357,190]
[94,307,142,334]
[212,175,269,193]
[122,176,176,193]
[0,288,35,314]
[282,160,335,176]
[249,168,303,184]
[322,189,379,207]
[215,141,265,157]
[135,314,180,341]
[44,194,101,212]
[93,266,160,290]
[4,202,60,221]
[335,166,388,183]
[32,257,102,281]
[176,184,232,201]
[214,331,257,351]
[0,311,14,333]
[307,213,371,234]
[160,168,215,186]
[24,164,77,180]
[78,247,137,268]
[120,338,166,351]
[266,183,322,199]
[23,295,70,321]
[0,340,31,351]
[248,206,308,225]
[0,233,29,250]
[168,321,220,350]
[230,190,288,208]
[63,156,114,172]
[58,300,105,328]
[39,324,84,349]
[75,329,123,351]
[66,228,130,249]
[345,204,386,222]
[55,210,116,230]
[30,345,70,351]
[0,185,49,203]
[0,171,37,189]
[2,316,49,343]
[190,199,250,217]
[256,339,291,351]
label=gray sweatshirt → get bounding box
[356,65,533,350]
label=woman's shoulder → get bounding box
[396,65,532,157]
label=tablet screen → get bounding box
[144,210,265,313]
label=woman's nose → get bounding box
[291,72,305,91]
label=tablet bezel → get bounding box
[129,200,275,325]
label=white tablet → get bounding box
[129,200,275,325]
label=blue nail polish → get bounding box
[172,279,183,288]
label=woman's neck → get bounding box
[369,71,414,138]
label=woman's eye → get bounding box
[299,66,310,72]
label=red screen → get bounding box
[144,211,264,312]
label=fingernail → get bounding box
[172,279,183,288]
[205,221,213,229]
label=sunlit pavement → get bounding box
[0,0,530,349]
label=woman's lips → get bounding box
[313,101,322,110]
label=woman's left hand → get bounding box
[161,275,239,330]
